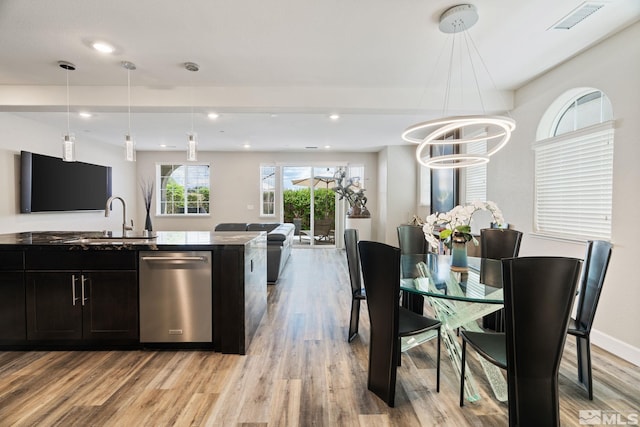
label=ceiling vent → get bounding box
[549,2,606,30]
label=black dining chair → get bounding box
[480,228,523,260]
[344,229,366,342]
[358,240,441,407]
[397,224,429,254]
[480,228,523,331]
[459,256,582,427]
[397,224,428,314]
[568,240,612,400]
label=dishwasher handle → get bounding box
[141,256,208,262]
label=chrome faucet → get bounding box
[105,196,133,237]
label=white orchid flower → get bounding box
[421,201,508,249]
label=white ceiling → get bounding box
[1,0,638,152]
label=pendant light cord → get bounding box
[190,81,194,135]
[66,69,70,134]
[127,68,131,134]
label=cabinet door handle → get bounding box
[81,275,87,306]
[71,274,79,306]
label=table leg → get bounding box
[428,296,508,402]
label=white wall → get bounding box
[0,113,137,234]
[377,145,418,245]
[135,150,378,236]
[489,22,640,364]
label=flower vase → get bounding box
[145,210,153,232]
[450,233,468,270]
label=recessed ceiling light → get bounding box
[208,112,220,120]
[92,41,115,54]
[243,143,251,149]
[78,112,92,118]
[329,114,340,120]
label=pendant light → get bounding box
[185,62,199,162]
[122,61,137,162]
[58,61,76,162]
[401,4,516,169]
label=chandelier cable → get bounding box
[127,67,131,134]
[66,69,70,134]
[401,4,516,169]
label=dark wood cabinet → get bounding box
[26,271,83,340]
[0,251,26,344]
[82,270,138,341]
[213,238,266,354]
[0,231,265,353]
[24,250,138,345]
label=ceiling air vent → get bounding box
[549,2,606,30]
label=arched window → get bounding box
[533,89,614,240]
[553,90,613,136]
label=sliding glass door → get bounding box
[283,166,338,246]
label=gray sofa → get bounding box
[214,222,295,284]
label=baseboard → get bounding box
[591,328,640,367]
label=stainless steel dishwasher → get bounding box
[139,251,212,343]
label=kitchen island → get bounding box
[0,230,267,355]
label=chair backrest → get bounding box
[315,218,333,235]
[344,229,361,295]
[358,240,401,404]
[397,225,429,279]
[574,240,612,332]
[502,256,583,427]
[247,223,280,232]
[397,225,428,255]
[480,228,523,260]
[214,223,248,231]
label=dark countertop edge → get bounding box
[0,231,266,250]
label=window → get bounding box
[534,90,613,240]
[260,165,276,216]
[157,163,210,215]
[464,137,487,204]
[553,91,613,137]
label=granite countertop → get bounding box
[0,230,265,249]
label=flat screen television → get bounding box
[20,151,112,213]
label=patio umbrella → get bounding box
[290,176,336,189]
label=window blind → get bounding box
[465,139,487,204]
[534,121,614,240]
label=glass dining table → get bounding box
[399,253,507,402]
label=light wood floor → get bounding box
[1,247,638,426]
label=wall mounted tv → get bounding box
[20,151,112,213]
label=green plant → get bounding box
[283,188,335,228]
[164,180,184,213]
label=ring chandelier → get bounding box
[402,4,516,169]
[406,115,516,169]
